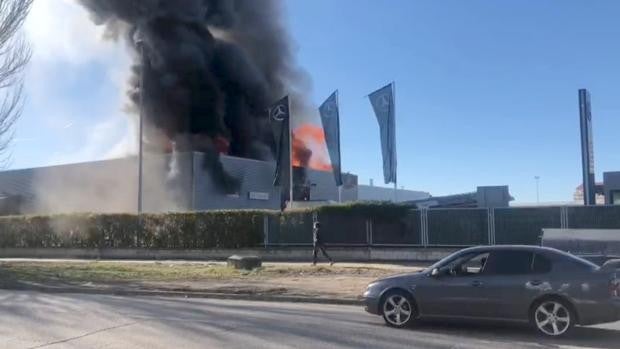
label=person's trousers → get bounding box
[313,243,332,264]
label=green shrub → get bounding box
[0,203,411,249]
[0,211,268,249]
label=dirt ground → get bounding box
[0,260,425,300]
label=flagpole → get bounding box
[392,81,397,203]
[288,98,294,209]
[336,89,342,203]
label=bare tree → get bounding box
[0,0,32,166]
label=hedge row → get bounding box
[0,211,270,249]
[0,203,412,249]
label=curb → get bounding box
[0,285,363,306]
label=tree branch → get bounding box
[0,0,33,166]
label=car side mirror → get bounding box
[430,268,440,277]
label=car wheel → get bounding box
[381,290,416,328]
[531,298,574,337]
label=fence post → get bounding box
[366,218,373,246]
[263,215,269,248]
[421,209,429,247]
[492,209,496,245]
[560,206,569,229]
[487,208,496,245]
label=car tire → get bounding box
[380,289,417,328]
[530,298,575,337]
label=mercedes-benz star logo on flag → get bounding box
[271,104,287,121]
[378,94,391,110]
[324,101,337,116]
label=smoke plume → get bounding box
[78,0,312,193]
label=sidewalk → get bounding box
[0,259,426,304]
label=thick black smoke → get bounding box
[78,0,308,192]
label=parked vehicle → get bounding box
[363,245,620,337]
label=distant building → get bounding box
[407,186,513,209]
[357,183,430,203]
[573,183,605,205]
[603,172,620,205]
[0,154,519,214]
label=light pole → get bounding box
[135,31,145,215]
[133,30,146,248]
[534,176,540,205]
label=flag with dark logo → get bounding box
[319,91,343,186]
[269,96,290,203]
[368,83,397,184]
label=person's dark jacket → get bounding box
[313,222,322,245]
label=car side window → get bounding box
[483,251,534,275]
[531,254,552,274]
[550,251,599,273]
[444,252,490,276]
[460,252,490,275]
[557,259,597,273]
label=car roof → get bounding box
[458,245,559,254]
[454,245,600,269]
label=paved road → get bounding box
[0,291,618,349]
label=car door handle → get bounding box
[528,280,543,286]
[471,281,483,287]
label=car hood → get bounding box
[372,270,426,284]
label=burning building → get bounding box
[76,0,323,195]
[0,1,353,215]
[0,153,357,215]
[0,1,432,215]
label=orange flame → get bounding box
[292,124,333,172]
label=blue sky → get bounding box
[10,0,620,203]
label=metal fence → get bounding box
[265,205,620,247]
[494,207,562,245]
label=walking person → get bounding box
[312,221,333,266]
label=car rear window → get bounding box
[553,250,599,271]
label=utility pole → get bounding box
[136,32,145,215]
[135,30,145,248]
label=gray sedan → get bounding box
[363,245,620,337]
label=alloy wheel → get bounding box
[383,294,412,326]
[534,301,571,336]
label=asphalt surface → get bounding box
[0,291,619,349]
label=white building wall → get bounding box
[357,185,430,203]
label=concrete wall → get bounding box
[0,247,455,263]
[0,153,441,213]
[0,153,366,214]
[0,155,192,214]
[357,185,430,203]
[192,154,281,210]
[303,171,357,202]
[191,154,358,210]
